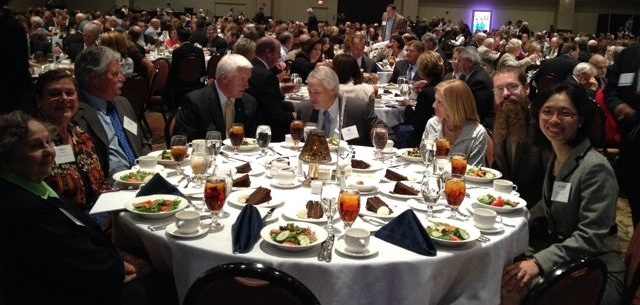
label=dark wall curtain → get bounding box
[337,0,388,25]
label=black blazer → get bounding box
[404,77,441,147]
[246,57,295,142]
[358,55,378,73]
[0,178,123,305]
[390,59,421,84]
[173,86,258,141]
[465,67,495,130]
[290,52,318,83]
[169,42,206,86]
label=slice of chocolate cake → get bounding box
[385,169,407,181]
[306,200,324,219]
[235,162,252,174]
[393,181,418,196]
[245,187,272,205]
[351,159,371,169]
[232,174,251,187]
[366,196,393,214]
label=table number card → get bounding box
[342,125,359,141]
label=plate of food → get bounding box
[345,176,379,192]
[227,187,284,209]
[360,196,398,220]
[379,181,421,199]
[396,148,422,163]
[381,169,423,182]
[282,200,335,224]
[472,191,526,213]
[260,222,328,252]
[464,167,502,183]
[113,169,156,186]
[425,219,480,247]
[223,138,258,151]
[147,149,184,166]
[350,159,383,173]
[125,195,188,219]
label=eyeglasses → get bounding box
[44,89,77,100]
[540,107,578,120]
[492,83,521,95]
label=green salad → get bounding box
[242,139,257,145]
[133,198,181,213]
[119,170,154,182]
[426,222,470,241]
[477,194,518,208]
[269,223,317,246]
[327,137,339,146]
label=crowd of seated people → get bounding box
[2,1,640,304]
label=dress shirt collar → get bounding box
[256,56,270,69]
[0,171,59,199]
[82,90,109,114]
[214,82,232,109]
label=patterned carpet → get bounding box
[141,112,635,253]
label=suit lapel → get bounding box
[77,101,108,149]
[556,139,591,181]
[310,109,319,123]
[208,88,226,135]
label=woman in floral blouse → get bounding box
[35,69,109,211]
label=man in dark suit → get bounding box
[73,46,148,178]
[65,21,101,62]
[205,25,228,54]
[169,27,206,110]
[351,34,377,73]
[455,46,495,129]
[306,8,319,33]
[605,44,640,226]
[189,19,208,47]
[422,32,450,73]
[390,40,424,83]
[246,37,296,142]
[174,54,257,141]
[297,66,382,146]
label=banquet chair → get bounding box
[146,58,171,123]
[120,73,151,138]
[521,257,607,305]
[183,262,321,305]
[535,73,563,95]
[624,224,640,305]
[206,53,224,81]
[164,109,179,148]
[173,55,205,108]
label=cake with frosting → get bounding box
[366,196,393,216]
[306,200,324,219]
[385,169,407,181]
[393,181,418,196]
[232,174,251,187]
[245,187,271,205]
[235,162,252,174]
[351,159,370,169]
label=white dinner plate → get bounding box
[379,182,421,199]
[227,189,284,209]
[471,191,527,213]
[424,218,481,247]
[131,165,165,172]
[396,148,422,163]
[345,176,379,192]
[260,222,328,252]
[165,223,209,238]
[282,208,335,224]
[380,171,423,183]
[223,138,259,151]
[147,150,186,166]
[112,169,157,187]
[270,180,302,189]
[405,199,445,213]
[464,167,503,184]
[351,160,384,173]
[125,195,188,219]
[334,240,378,258]
[359,205,398,220]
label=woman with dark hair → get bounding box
[34,69,109,211]
[501,84,624,305]
[331,53,374,103]
[400,51,444,147]
[290,37,323,83]
[375,34,406,63]
[321,36,335,60]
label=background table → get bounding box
[112,144,529,305]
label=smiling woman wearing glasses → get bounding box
[500,84,623,305]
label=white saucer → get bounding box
[475,223,505,234]
[334,240,378,258]
[132,165,164,172]
[270,180,302,189]
[165,223,209,238]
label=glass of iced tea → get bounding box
[444,174,465,220]
[449,153,467,176]
[204,176,227,231]
[435,138,450,157]
[338,188,361,231]
[371,124,388,160]
[290,120,304,149]
[229,123,245,154]
[170,135,188,176]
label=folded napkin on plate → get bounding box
[136,173,186,198]
[231,204,263,253]
[374,210,437,256]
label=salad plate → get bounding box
[125,195,188,219]
[424,219,481,247]
[396,148,422,163]
[260,222,328,252]
[113,169,157,186]
[471,191,527,213]
[464,167,503,183]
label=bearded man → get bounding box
[491,68,551,209]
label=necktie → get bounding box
[106,102,136,167]
[225,98,235,137]
[322,111,332,136]
[407,64,414,80]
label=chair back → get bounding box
[536,73,564,95]
[624,224,640,305]
[522,257,607,305]
[164,109,179,148]
[178,55,204,83]
[151,58,170,94]
[207,53,224,80]
[121,73,149,120]
[183,262,320,305]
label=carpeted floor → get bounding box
[141,111,635,253]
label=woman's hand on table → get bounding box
[501,259,540,292]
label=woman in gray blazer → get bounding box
[501,84,624,305]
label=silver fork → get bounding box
[477,234,491,243]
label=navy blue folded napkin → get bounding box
[136,173,186,198]
[374,210,437,256]
[231,204,263,253]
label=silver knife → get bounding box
[317,239,328,261]
[325,234,335,262]
[261,207,275,222]
[220,151,248,162]
[268,147,283,156]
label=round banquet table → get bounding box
[112,144,529,305]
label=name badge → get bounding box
[551,181,571,203]
[619,73,634,86]
[54,144,75,165]
[381,21,387,26]
[123,116,138,135]
[341,125,359,141]
[58,208,85,226]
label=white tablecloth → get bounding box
[112,145,529,305]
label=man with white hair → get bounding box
[65,22,101,61]
[589,54,608,88]
[297,66,382,146]
[306,8,318,33]
[173,54,257,140]
[544,36,561,59]
[566,62,598,99]
[453,46,495,129]
[477,37,499,75]
[144,18,161,42]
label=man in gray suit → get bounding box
[350,34,377,73]
[173,54,257,141]
[73,46,148,178]
[389,40,424,83]
[296,66,382,146]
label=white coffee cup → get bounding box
[175,210,201,234]
[493,179,518,194]
[344,228,370,253]
[284,134,294,145]
[276,167,295,185]
[136,156,158,170]
[384,140,394,151]
[473,208,501,229]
